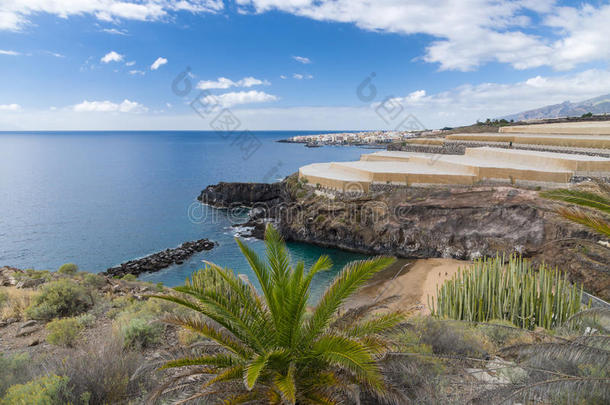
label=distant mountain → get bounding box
[502,94,610,121]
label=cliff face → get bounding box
[198,182,287,208]
[199,179,610,300]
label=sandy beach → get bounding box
[348,258,471,314]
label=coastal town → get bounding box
[280,130,440,146]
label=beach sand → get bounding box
[347,258,470,314]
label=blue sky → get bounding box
[1,0,610,130]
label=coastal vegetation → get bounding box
[25,279,91,320]
[152,224,406,403]
[1,257,609,403]
[1,223,609,403]
[430,255,586,329]
[541,181,610,237]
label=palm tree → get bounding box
[153,224,406,404]
[541,181,610,237]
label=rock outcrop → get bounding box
[0,266,25,287]
[102,239,215,278]
[200,179,610,300]
[198,182,287,208]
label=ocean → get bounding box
[0,131,371,297]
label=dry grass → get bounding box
[0,287,37,320]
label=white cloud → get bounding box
[198,77,235,90]
[280,75,287,79]
[196,76,270,90]
[128,70,145,75]
[125,61,136,66]
[151,57,167,70]
[102,28,128,35]
[374,69,610,127]
[73,99,148,113]
[293,55,311,64]
[204,90,278,107]
[292,73,313,80]
[43,51,64,58]
[0,49,20,56]
[0,104,21,111]
[1,1,224,31]
[101,51,123,63]
[5,69,610,131]
[237,0,610,71]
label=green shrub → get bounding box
[57,263,78,275]
[25,269,52,280]
[46,318,83,347]
[0,353,32,397]
[476,319,527,346]
[1,374,71,405]
[48,334,152,404]
[418,318,489,358]
[26,280,91,320]
[119,318,162,349]
[105,296,135,319]
[82,273,106,289]
[121,274,137,281]
[75,313,96,328]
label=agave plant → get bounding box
[541,182,610,238]
[153,224,405,404]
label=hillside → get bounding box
[503,94,610,121]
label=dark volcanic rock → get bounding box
[102,239,216,278]
[196,179,610,300]
[198,181,286,208]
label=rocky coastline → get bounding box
[102,238,215,278]
[198,177,610,300]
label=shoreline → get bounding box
[347,258,470,314]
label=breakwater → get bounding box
[102,239,215,278]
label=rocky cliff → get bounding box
[199,178,610,300]
[198,182,288,208]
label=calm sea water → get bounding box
[0,131,371,297]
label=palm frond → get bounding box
[557,207,610,237]
[203,365,245,389]
[305,257,395,344]
[274,364,297,404]
[244,352,270,390]
[236,237,272,305]
[202,260,273,341]
[573,335,610,349]
[500,377,610,404]
[170,268,268,352]
[219,391,260,405]
[564,307,610,326]
[541,189,610,213]
[330,295,400,331]
[300,392,340,405]
[313,335,384,392]
[163,315,251,358]
[346,311,407,338]
[500,342,610,369]
[593,179,610,195]
[265,223,292,286]
[160,353,240,370]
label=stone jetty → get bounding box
[102,239,215,278]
